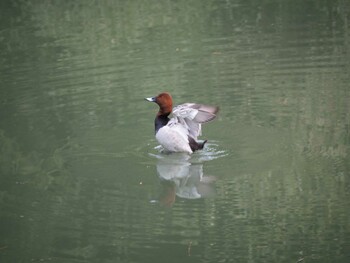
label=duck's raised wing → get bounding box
[172,103,219,139]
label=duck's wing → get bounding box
[172,103,219,139]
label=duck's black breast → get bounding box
[155,115,170,134]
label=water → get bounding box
[1,1,350,262]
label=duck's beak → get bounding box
[145,97,156,102]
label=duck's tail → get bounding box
[189,137,207,152]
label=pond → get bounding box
[0,1,350,262]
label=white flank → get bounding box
[156,123,192,153]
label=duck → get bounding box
[145,92,219,153]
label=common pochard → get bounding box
[145,92,219,153]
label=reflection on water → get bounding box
[1,0,350,263]
[153,153,217,206]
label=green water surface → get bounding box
[1,1,350,262]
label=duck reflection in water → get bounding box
[155,153,216,207]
